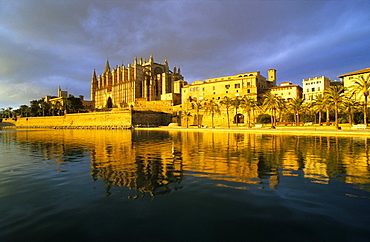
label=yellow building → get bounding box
[302,76,330,101]
[181,69,276,104]
[44,87,93,110]
[269,82,302,102]
[338,67,370,102]
[302,76,343,102]
[91,56,186,109]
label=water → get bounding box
[0,129,369,241]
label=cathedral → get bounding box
[90,55,186,109]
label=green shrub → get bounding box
[256,114,271,124]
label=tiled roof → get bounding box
[337,68,370,78]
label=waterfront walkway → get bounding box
[2,122,370,136]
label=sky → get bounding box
[0,0,369,109]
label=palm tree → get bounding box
[313,95,326,125]
[240,97,255,128]
[181,111,192,128]
[204,100,221,128]
[288,98,305,126]
[191,98,203,128]
[231,96,243,126]
[263,92,282,128]
[220,96,233,128]
[324,85,345,129]
[350,74,370,125]
[39,100,50,116]
[341,93,360,126]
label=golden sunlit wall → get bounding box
[181,71,273,105]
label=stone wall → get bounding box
[132,111,172,127]
[3,110,172,128]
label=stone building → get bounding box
[269,82,303,102]
[338,67,370,102]
[302,76,343,102]
[90,55,186,109]
[181,69,276,105]
[44,87,93,110]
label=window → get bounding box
[225,84,230,89]
[213,86,215,90]
[235,83,241,88]
[202,87,205,91]
[312,88,315,92]
[247,89,250,93]
[318,87,320,91]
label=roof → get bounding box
[338,67,370,78]
[270,84,302,89]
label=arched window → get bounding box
[106,97,113,108]
[234,114,244,124]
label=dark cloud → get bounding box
[0,0,369,108]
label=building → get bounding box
[90,55,186,109]
[302,76,343,102]
[269,82,302,102]
[181,69,276,105]
[338,67,370,102]
[44,87,93,111]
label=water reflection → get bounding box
[2,129,370,196]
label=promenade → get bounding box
[2,121,370,136]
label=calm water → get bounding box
[0,129,370,241]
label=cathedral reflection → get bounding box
[6,129,370,196]
[90,130,184,198]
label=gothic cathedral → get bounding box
[90,55,186,109]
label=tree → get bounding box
[181,111,192,128]
[240,97,256,128]
[288,98,305,126]
[65,95,84,113]
[191,98,203,128]
[1,107,14,118]
[30,100,41,116]
[262,92,282,128]
[340,93,360,126]
[313,95,326,125]
[204,100,220,128]
[39,100,50,116]
[220,96,233,128]
[350,74,370,125]
[324,85,345,129]
[16,105,30,117]
[231,96,243,126]
[51,101,63,116]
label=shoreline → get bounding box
[2,123,370,137]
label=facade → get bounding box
[269,82,302,101]
[44,87,93,110]
[302,76,343,102]
[181,69,276,105]
[91,55,186,109]
[302,76,330,101]
[338,67,370,102]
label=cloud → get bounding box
[0,0,369,108]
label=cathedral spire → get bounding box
[104,59,110,73]
[91,69,97,83]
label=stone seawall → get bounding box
[2,110,173,128]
